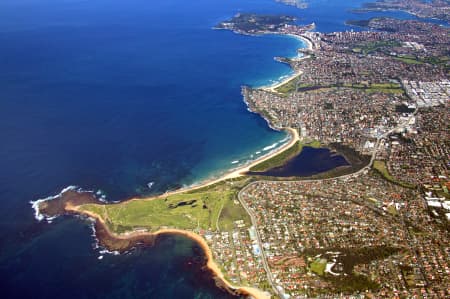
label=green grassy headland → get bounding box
[79,178,252,234]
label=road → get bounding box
[236,107,418,298]
[237,187,284,299]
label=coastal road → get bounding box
[237,188,284,299]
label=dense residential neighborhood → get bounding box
[205,14,449,299]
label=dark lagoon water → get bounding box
[0,0,442,298]
[248,147,349,177]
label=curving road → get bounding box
[237,187,284,299]
[237,107,419,298]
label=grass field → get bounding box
[394,55,450,67]
[395,56,424,65]
[79,178,251,234]
[343,82,404,94]
[274,76,314,94]
[365,87,404,94]
[310,258,327,276]
[353,40,401,55]
[275,79,404,96]
[274,74,301,94]
[373,160,415,189]
[249,139,320,172]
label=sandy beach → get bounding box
[35,31,309,299]
[53,108,300,299]
[261,33,313,94]
[297,34,314,51]
[56,128,301,298]
[133,127,300,200]
[262,69,303,93]
[125,32,311,201]
[41,81,300,299]
[66,203,269,299]
[284,33,313,52]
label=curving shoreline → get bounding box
[32,188,269,299]
[140,127,299,200]
[139,34,309,199]
[32,31,309,299]
[261,34,312,93]
[30,127,298,299]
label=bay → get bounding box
[0,0,441,298]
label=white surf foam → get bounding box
[279,136,290,143]
[147,181,155,189]
[263,142,278,151]
[30,185,79,222]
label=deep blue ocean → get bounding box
[0,0,444,298]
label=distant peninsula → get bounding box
[275,0,309,9]
[215,13,315,38]
[215,13,297,35]
[32,8,450,299]
[352,0,450,22]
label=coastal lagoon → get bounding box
[248,147,349,178]
[0,0,440,298]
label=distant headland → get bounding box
[30,6,450,298]
[30,12,358,299]
[215,13,315,36]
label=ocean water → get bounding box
[0,0,442,298]
[292,0,449,32]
